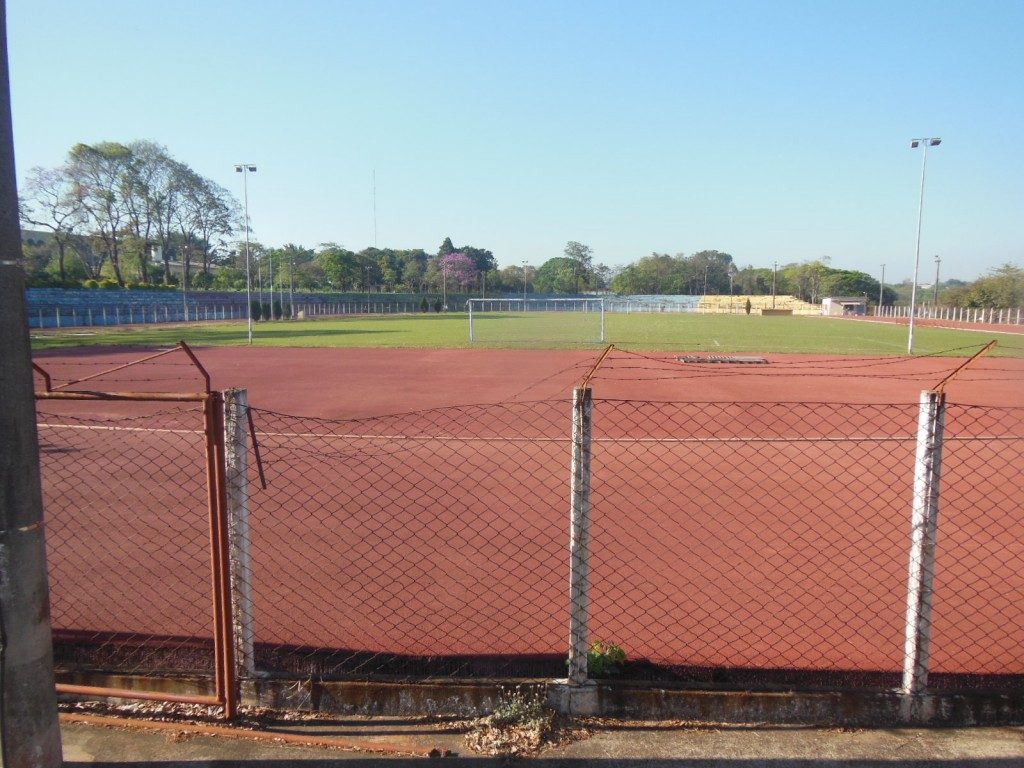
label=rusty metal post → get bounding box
[203,392,237,719]
[212,391,238,719]
[37,381,236,713]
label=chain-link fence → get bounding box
[38,386,1024,693]
[37,402,216,677]
[588,400,920,689]
[235,401,570,680]
[930,404,1024,689]
[34,342,238,716]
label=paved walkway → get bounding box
[62,718,1024,767]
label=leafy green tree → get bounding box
[461,246,497,275]
[267,243,314,291]
[394,249,428,291]
[316,244,360,289]
[293,260,326,290]
[212,265,245,290]
[535,256,579,293]
[20,166,86,281]
[612,253,689,294]
[67,141,134,285]
[954,264,1024,308]
[690,250,735,294]
[564,240,594,292]
[821,269,878,300]
[438,237,457,256]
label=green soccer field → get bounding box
[29,311,1023,357]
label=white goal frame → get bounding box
[467,298,606,343]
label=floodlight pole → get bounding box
[772,261,778,309]
[235,163,257,344]
[908,138,941,354]
[933,255,941,306]
[879,263,886,314]
[181,242,188,321]
[728,265,737,311]
[522,261,527,301]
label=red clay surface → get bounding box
[32,346,1024,681]
[32,345,1024,414]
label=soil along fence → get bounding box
[33,367,1024,714]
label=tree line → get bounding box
[607,252,900,306]
[177,237,601,298]
[20,140,236,288]
[19,139,1020,308]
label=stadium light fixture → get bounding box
[235,163,257,344]
[934,255,941,305]
[907,138,941,354]
[879,264,885,313]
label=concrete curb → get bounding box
[57,671,1024,727]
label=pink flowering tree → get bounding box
[437,251,478,308]
[440,251,478,289]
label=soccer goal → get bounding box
[467,298,606,344]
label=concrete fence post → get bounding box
[901,389,946,709]
[223,388,256,679]
[568,386,593,685]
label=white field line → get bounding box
[37,423,199,435]
[36,422,1017,444]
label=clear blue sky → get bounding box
[9,0,1023,281]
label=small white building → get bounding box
[821,296,867,316]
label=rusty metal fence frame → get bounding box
[34,342,237,719]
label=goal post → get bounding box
[467,298,606,344]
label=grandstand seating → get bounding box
[697,295,819,315]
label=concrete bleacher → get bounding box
[605,295,703,312]
[24,288,475,329]
[26,288,251,328]
[697,295,819,315]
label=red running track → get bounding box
[33,346,1024,680]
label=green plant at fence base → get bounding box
[465,685,558,756]
[588,640,627,677]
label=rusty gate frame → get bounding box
[33,342,237,719]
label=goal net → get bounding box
[467,298,606,344]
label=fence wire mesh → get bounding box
[930,404,1024,687]
[241,402,570,679]
[37,402,215,678]
[588,400,921,688]
[37,388,1024,692]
